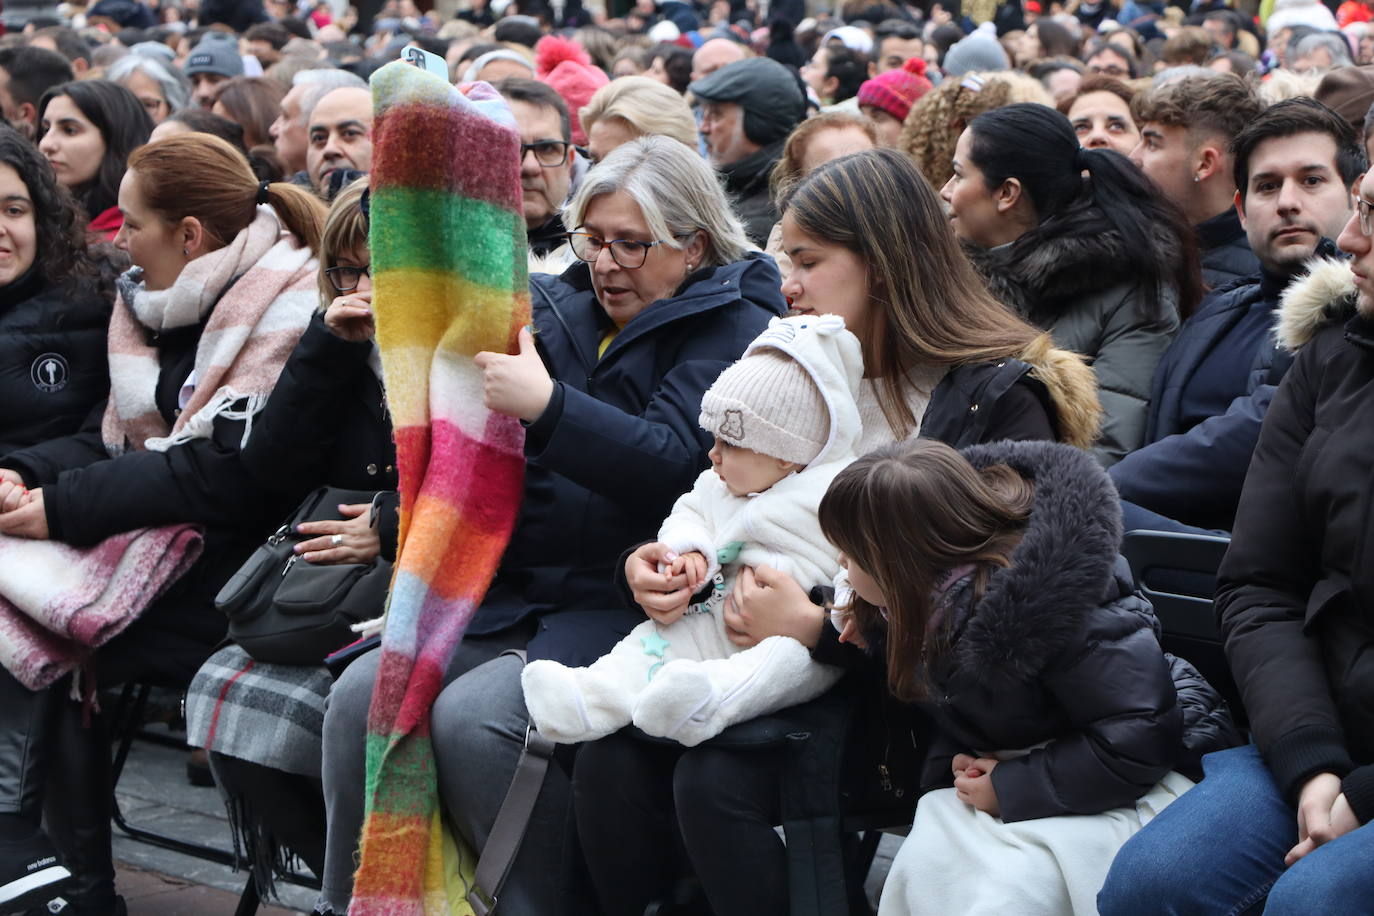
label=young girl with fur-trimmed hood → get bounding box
[521,314,860,747]
[819,437,1238,916]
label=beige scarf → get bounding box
[102,207,318,455]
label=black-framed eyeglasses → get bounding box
[325,264,371,292]
[567,231,690,269]
[520,140,573,168]
[1359,198,1373,238]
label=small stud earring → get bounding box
[1193,175,1201,183]
[183,248,190,256]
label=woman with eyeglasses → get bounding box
[313,134,785,916]
[0,133,323,915]
[36,80,154,242]
[107,53,191,126]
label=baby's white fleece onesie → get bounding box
[521,314,863,746]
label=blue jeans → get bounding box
[1098,745,1374,915]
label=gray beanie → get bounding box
[941,31,1009,77]
[699,349,829,466]
[688,58,806,147]
[184,39,244,79]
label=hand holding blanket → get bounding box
[350,61,529,916]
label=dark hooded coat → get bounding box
[914,440,1236,821]
[1217,258,1374,825]
[966,205,1181,466]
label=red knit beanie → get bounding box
[535,35,609,146]
[856,58,933,123]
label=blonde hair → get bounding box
[317,177,369,308]
[1256,68,1322,106]
[578,76,698,153]
[565,135,749,269]
[898,71,1052,187]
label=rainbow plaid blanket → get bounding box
[351,61,529,915]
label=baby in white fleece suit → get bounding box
[521,315,862,746]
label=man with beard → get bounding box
[1111,98,1362,534]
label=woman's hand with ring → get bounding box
[294,503,381,565]
[324,291,376,342]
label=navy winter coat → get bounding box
[1109,257,1313,531]
[1196,207,1259,291]
[471,254,786,666]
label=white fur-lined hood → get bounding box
[1275,257,1358,352]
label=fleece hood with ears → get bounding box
[704,313,866,468]
[1275,256,1359,352]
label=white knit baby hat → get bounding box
[699,348,830,466]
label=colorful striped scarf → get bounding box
[350,61,529,915]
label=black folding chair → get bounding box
[108,681,322,916]
[1121,530,1247,729]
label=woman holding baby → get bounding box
[581,148,1106,914]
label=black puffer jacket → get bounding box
[915,440,1236,822]
[0,268,112,455]
[1217,261,1374,824]
[240,312,401,559]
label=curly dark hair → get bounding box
[0,125,100,293]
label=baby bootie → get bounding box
[521,660,633,744]
[631,662,723,748]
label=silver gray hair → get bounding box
[1292,31,1354,70]
[563,135,749,269]
[294,69,368,126]
[108,53,192,113]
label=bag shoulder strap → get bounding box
[468,649,557,916]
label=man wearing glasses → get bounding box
[494,78,580,257]
[1110,98,1360,536]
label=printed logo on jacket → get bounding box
[31,353,69,393]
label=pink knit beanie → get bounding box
[856,58,933,123]
[535,35,609,146]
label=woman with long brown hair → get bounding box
[0,133,323,915]
[590,148,1101,914]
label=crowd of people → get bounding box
[0,0,1371,913]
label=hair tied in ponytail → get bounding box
[256,179,272,205]
[1075,146,1092,170]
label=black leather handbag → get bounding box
[215,486,392,665]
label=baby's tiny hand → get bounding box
[680,551,709,591]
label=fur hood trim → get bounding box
[1275,257,1358,351]
[966,203,1177,323]
[1017,333,1102,449]
[950,439,1122,685]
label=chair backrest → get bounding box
[1121,530,1248,729]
